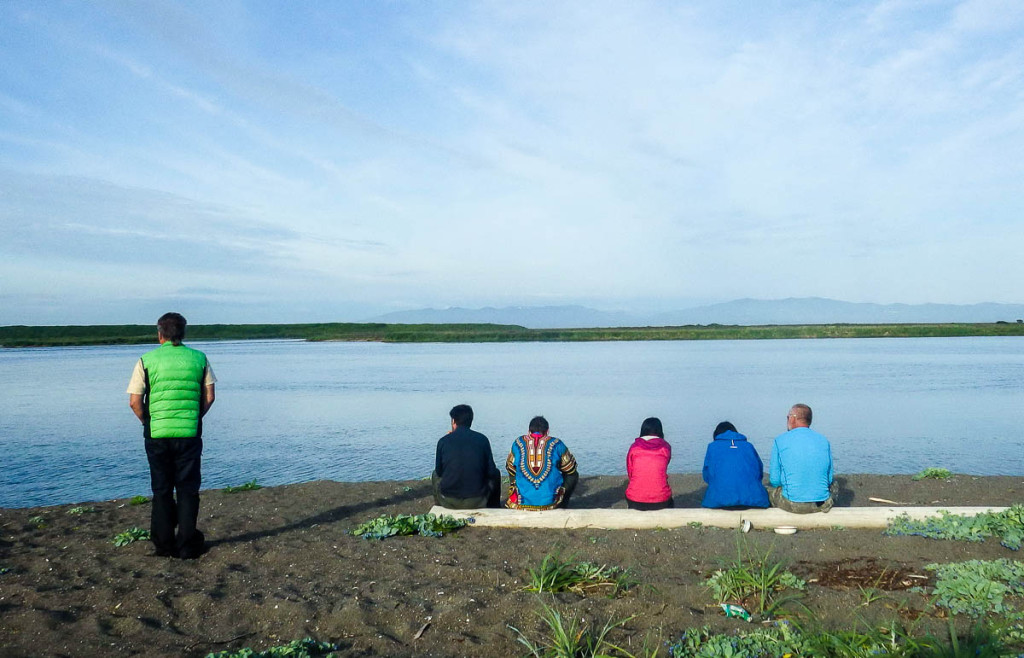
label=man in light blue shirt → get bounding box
[769,403,835,513]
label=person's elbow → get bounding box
[201,385,216,415]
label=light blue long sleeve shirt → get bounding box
[769,427,833,503]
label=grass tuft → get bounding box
[525,552,639,598]
[705,537,805,618]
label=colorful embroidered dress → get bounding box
[505,434,578,510]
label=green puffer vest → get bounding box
[141,342,207,439]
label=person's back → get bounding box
[433,405,501,509]
[436,427,499,499]
[625,417,673,510]
[770,427,832,501]
[701,423,768,509]
[505,416,578,510]
[768,404,835,513]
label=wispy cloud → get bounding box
[1,1,1023,323]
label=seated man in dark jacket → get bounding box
[701,421,770,509]
[432,404,502,509]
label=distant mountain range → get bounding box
[368,298,1024,329]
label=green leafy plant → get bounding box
[66,506,97,515]
[705,538,806,618]
[113,527,151,546]
[223,479,262,494]
[912,467,954,481]
[27,515,46,528]
[885,505,1024,550]
[352,513,471,539]
[667,619,1014,658]
[128,495,150,506]
[206,637,341,658]
[924,559,1024,617]
[508,603,645,658]
[525,552,638,598]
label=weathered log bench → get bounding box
[428,505,1008,530]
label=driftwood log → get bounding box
[428,505,1007,530]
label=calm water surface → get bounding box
[1,337,1022,507]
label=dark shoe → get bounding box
[178,530,206,559]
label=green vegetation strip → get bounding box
[352,512,472,539]
[223,480,262,494]
[207,638,341,658]
[667,620,1020,658]
[885,505,1024,550]
[3,321,1024,347]
[912,467,954,481]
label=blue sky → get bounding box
[2,0,1023,324]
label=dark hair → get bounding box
[529,416,549,435]
[791,403,812,425]
[449,404,474,428]
[713,421,737,438]
[157,312,187,345]
[640,417,664,438]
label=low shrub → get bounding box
[113,527,150,546]
[206,637,341,658]
[223,480,262,494]
[885,505,1024,550]
[912,467,953,481]
[352,513,471,539]
[925,559,1024,617]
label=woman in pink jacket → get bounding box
[625,417,673,510]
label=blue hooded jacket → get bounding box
[701,430,770,509]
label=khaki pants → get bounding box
[768,483,837,514]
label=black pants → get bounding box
[627,497,674,511]
[145,438,205,558]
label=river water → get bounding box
[1,337,1022,507]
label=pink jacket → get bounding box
[625,436,672,503]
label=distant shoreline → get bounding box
[2,321,1023,348]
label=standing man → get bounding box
[768,403,835,513]
[432,404,501,509]
[127,312,216,558]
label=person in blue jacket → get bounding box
[701,421,770,509]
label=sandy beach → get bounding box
[1,474,1022,657]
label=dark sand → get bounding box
[1,474,1022,657]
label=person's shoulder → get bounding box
[800,427,828,441]
[183,344,209,358]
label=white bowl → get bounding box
[773,526,798,535]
